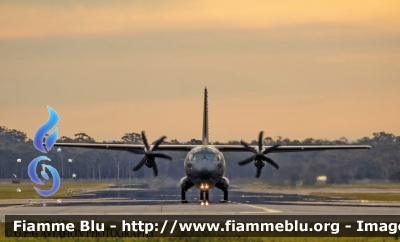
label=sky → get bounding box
[1,0,399,143]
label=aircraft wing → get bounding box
[53,143,197,152]
[54,142,371,153]
[214,144,371,153]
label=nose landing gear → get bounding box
[200,190,209,205]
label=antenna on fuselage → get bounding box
[202,87,209,145]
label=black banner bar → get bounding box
[5,215,400,237]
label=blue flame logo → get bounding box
[28,106,61,197]
[28,156,61,197]
[33,106,59,153]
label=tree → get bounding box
[302,138,315,145]
[59,136,74,143]
[74,133,96,143]
[188,139,202,145]
[111,151,123,180]
[167,139,180,144]
[264,137,275,145]
[86,150,99,179]
[121,133,142,144]
[372,132,396,144]
[0,126,27,144]
[337,137,348,144]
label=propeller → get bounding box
[131,131,172,176]
[237,131,280,178]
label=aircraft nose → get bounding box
[197,170,212,180]
[193,160,215,179]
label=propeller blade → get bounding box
[133,156,147,171]
[263,144,281,154]
[152,136,167,151]
[132,132,170,176]
[256,167,262,178]
[152,160,158,176]
[262,156,279,170]
[258,131,264,151]
[238,156,255,166]
[154,153,172,161]
[240,140,257,154]
[141,131,150,151]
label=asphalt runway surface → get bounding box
[2,186,400,221]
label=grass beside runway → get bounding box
[310,192,400,202]
[0,181,110,199]
[244,181,400,190]
[241,181,400,202]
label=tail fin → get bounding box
[202,87,209,145]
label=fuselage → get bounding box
[183,146,226,189]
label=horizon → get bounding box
[1,124,396,144]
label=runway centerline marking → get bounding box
[242,204,282,213]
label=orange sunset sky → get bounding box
[0,1,399,142]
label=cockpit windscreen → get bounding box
[188,153,221,161]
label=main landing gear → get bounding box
[215,177,229,203]
[181,189,188,203]
[221,190,228,203]
[180,177,193,203]
[182,188,228,205]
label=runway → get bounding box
[2,200,400,222]
[2,187,400,221]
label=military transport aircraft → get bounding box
[54,88,371,205]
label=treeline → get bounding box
[0,126,399,184]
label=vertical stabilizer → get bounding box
[202,87,209,145]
